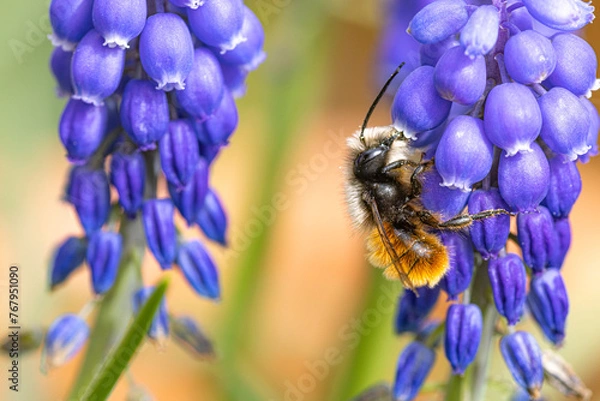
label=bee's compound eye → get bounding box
[354,146,386,177]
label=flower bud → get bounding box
[501,331,544,399]
[192,90,239,145]
[420,167,470,220]
[445,304,482,374]
[142,199,177,269]
[71,30,125,105]
[199,143,223,164]
[391,66,452,137]
[542,157,581,218]
[408,0,468,44]
[468,188,510,259]
[483,83,542,156]
[49,0,94,50]
[510,6,534,31]
[133,287,169,342]
[187,0,246,53]
[50,236,87,289]
[160,120,200,189]
[139,13,194,91]
[171,316,215,358]
[120,79,169,150]
[459,5,499,58]
[168,160,209,226]
[552,217,571,268]
[43,314,89,368]
[498,142,550,213]
[87,231,122,294]
[579,97,599,163]
[169,0,203,10]
[59,99,108,164]
[216,6,265,71]
[539,87,590,161]
[393,342,435,401]
[488,253,527,325]
[197,188,228,245]
[176,48,225,119]
[221,63,248,98]
[434,46,486,105]
[92,0,146,49]
[50,47,73,96]
[66,166,110,235]
[522,0,594,31]
[110,150,146,218]
[439,232,474,300]
[435,116,493,191]
[504,30,556,84]
[420,37,458,67]
[547,33,598,97]
[518,206,560,271]
[176,240,220,299]
[528,269,569,345]
[394,286,440,334]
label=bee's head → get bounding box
[353,136,397,180]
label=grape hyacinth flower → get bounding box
[393,342,436,401]
[45,0,265,396]
[394,286,440,334]
[376,0,597,399]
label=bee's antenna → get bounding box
[359,62,406,144]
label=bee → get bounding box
[345,63,508,292]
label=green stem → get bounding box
[446,368,472,401]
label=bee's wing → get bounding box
[363,193,416,292]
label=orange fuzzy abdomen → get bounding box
[366,224,450,288]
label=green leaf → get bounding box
[74,278,170,401]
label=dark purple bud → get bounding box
[197,188,228,246]
[421,167,470,220]
[552,217,571,268]
[92,0,146,49]
[49,0,94,49]
[393,342,436,401]
[87,231,122,294]
[435,116,493,191]
[528,269,569,345]
[500,331,544,398]
[160,120,200,188]
[518,206,560,272]
[50,236,87,289]
[187,0,246,53]
[460,5,499,57]
[110,150,146,218]
[542,157,581,218]
[192,90,238,145]
[120,79,169,150]
[522,0,594,31]
[133,287,169,343]
[468,188,510,259]
[176,240,220,299]
[169,0,203,10]
[59,99,107,164]
[215,6,265,71]
[410,122,446,149]
[43,314,89,368]
[50,47,73,96]
[505,30,556,84]
[171,316,215,358]
[420,37,458,67]
[142,199,177,269]
[488,254,527,325]
[66,166,110,235]
[139,13,194,91]
[391,66,452,137]
[498,142,550,213]
[579,98,599,163]
[71,30,125,105]
[176,48,225,119]
[408,0,468,44]
[539,87,590,161]
[483,83,542,156]
[434,47,486,105]
[547,33,598,97]
[394,286,440,334]
[444,304,482,375]
[220,63,248,98]
[439,232,474,300]
[168,160,209,226]
[199,143,223,164]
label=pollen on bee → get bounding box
[366,225,450,288]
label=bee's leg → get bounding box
[409,160,435,196]
[437,209,511,229]
[381,159,418,174]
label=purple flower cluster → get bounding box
[383,1,597,399]
[44,0,264,369]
